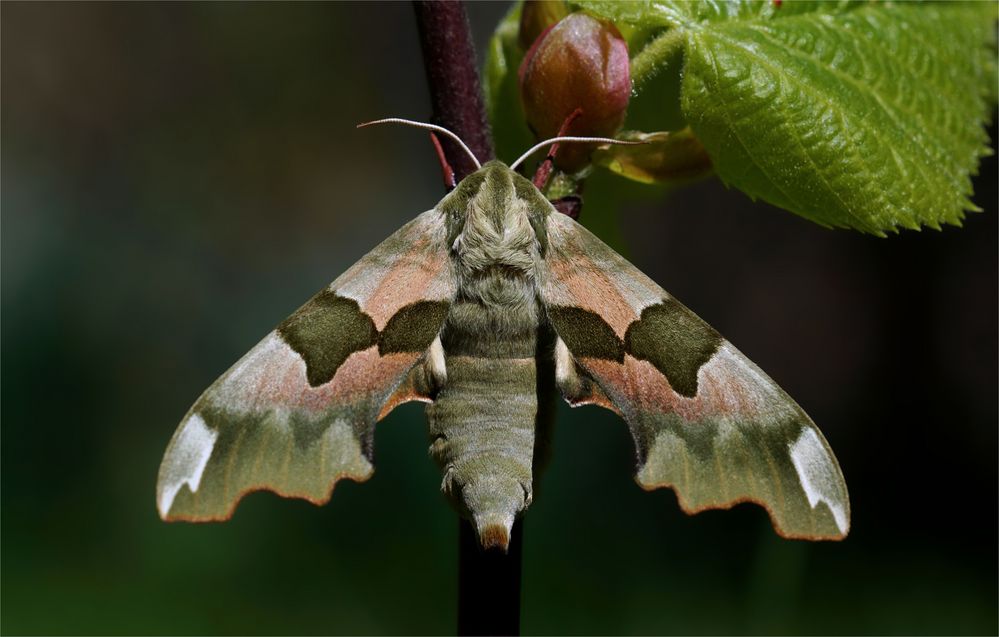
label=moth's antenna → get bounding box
[357,118,482,170]
[510,136,642,171]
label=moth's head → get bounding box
[357,117,640,249]
[460,159,544,191]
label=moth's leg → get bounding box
[553,337,618,413]
[551,195,582,220]
[425,335,447,391]
[554,336,586,402]
[429,132,457,190]
[410,334,448,397]
[377,335,448,419]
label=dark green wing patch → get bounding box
[379,300,450,354]
[624,300,721,398]
[278,291,377,387]
[547,305,624,362]
[278,292,450,387]
[548,300,721,396]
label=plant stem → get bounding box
[457,519,523,636]
[411,3,521,635]
[413,0,495,179]
[630,27,686,94]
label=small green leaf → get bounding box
[577,1,998,234]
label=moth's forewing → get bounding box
[539,212,850,540]
[157,209,456,521]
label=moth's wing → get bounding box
[539,213,850,540]
[157,208,454,521]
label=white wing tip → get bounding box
[790,427,849,534]
[157,413,219,517]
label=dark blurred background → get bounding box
[2,3,996,635]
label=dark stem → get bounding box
[413,0,494,179]
[457,519,523,636]
[412,2,520,635]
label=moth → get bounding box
[157,120,850,550]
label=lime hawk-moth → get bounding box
[157,122,850,550]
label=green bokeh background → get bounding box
[2,3,996,635]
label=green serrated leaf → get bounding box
[578,0,997,234]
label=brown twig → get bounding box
[413,1,494,179]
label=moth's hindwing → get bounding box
[157,209,455,521]
[541,213,850,540]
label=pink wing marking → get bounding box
[213,334,420,417]
[581,345,785,423]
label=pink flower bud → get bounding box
[519,13,630,171]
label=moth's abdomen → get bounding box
[429,163,548,549]
[425,353,537,550]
